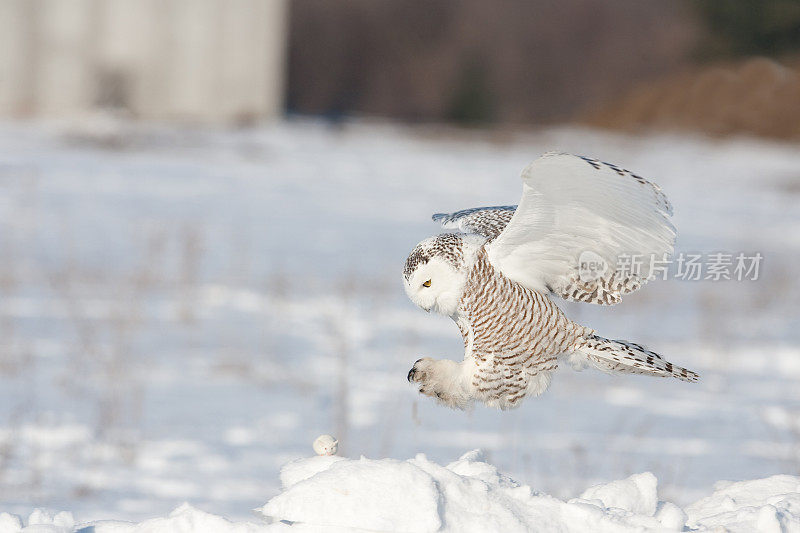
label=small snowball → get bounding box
[312,434,338,456]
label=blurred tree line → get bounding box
[696,0,800,59]
[287,0,800,127]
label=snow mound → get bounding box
[4,451,800,532]
[258,450,674,532]
[278,455,347,489]
[257,450,800,532]
[685,475,800,532]
[577,471,658,516]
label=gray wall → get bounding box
[0,0,287,122]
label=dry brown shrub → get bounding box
[584,57,800,139]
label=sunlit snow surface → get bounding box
[5,451,800,532]
[0,119,799,524]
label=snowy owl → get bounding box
[404,152,698,410]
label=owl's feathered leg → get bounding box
[568,335,699,382]
[407,357,476,409]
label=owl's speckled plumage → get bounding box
[403,233,464,281]
[404,152,698,410]
[432,206,516,241]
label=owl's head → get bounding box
[403,233,480,316]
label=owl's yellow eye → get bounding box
[422,280,431,287]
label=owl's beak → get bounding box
[424,307,431,313]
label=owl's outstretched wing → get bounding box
[432,205,517,241]
[486,153,675,305]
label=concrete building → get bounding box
[0,0,287,123]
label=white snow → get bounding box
[277,455,347,489]
[577,471,658,516]
[3,451,800,532]
[685,475,800,532]
[0,118,799,525]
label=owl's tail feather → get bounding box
[568,335,699,382]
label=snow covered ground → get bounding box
[4,450,800,532]
[0,118,799,527]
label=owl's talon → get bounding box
[407,358,426,383]
[406,358,469,409]
[408,359,439,397]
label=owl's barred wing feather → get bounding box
[486,152,676,305]
[432,206,517,241]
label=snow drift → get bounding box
[3,450,799,532]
